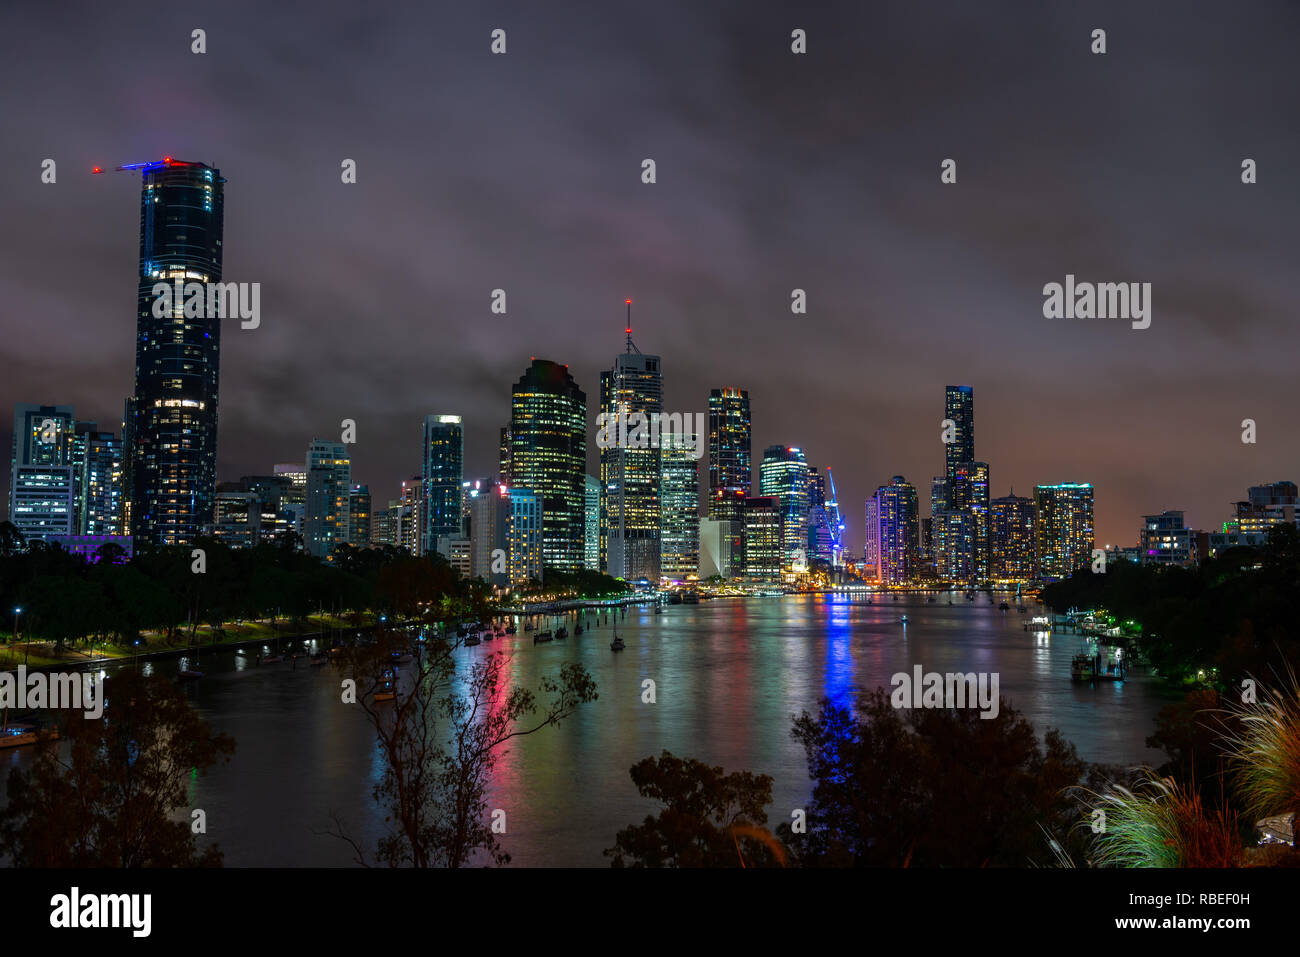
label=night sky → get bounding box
[3,0,1298,552]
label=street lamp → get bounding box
[15,607,27,666]
[10,607,19,666]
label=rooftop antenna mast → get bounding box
[624,299,641,355]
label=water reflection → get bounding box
[1,597,1178,866]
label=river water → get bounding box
[1,595,1178,866]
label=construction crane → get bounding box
[91,156,193,174]
[825,467,847,567]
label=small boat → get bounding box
[1070,653,1095,682]
[899,615,910,625]
[465,634,482,647]
[610,632,625,651]
[374,669,397,701]
[555,626,568,640]
[534,630,553,644]
[0,724,59,749]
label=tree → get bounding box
[0,669,234,866]
[784,689,1088,867]
[606,751,782,867]
[334,632,596,867]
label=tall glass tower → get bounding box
[128,158,225,545]
[509,359,587,574]
[707,387,751,512]
[759,445,810,572]
[943,385,974,479]
[422,414,464,555]
[877,475,919,585]
[599,325,662,581]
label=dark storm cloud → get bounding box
[2,0,1298,548]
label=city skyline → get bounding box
[5,1,1300,554]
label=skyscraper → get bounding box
[707,387,751,514]
[470,483,510,585]
[944,385,975,479]
[991,492,1036,580]
[127,159,225,545]
[509,359,586,574]
[422,415,463,556]
[950,460,991,582]
[304,440,351,560]
[1034,483,1095,580]
[933,386,988,583]
[78,429,124,536]
[600,326,662,581]
[659,433,700,581]
[759,445,810,572]
[863,497,881,582]
[9,404,76,542]
[348,484,371,546]
[583,474,601,571]
[877,476,919,585]
[742,495,781,581]
[508,487,544,585]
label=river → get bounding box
[1,594,1178,866]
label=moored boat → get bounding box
[0,724,59,749]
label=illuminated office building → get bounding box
[348,484,371,546]
[990,492,1036,580]
[584,474,601,571]
[743,496,782,581]
[1034,483,1094,580]
[659,433,700,581]
[508,359,587,574]
[600,326,662,580]
[9,404,76,541]
[304,439,351,560]
[760,445,810,572]
[707,387,751,512]
[422,414,463,555]
[127,159,225,545]
[508,487,544,585]
[876,476,919,585]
